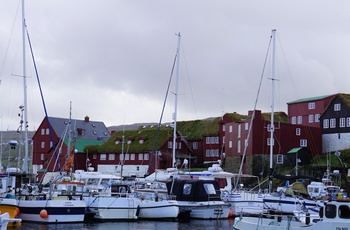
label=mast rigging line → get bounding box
[146,48,178,175]
[235,31,273,189]
[25,25,61,173]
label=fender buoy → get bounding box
[16,207,20,216]
[27,186,32,193]
[136,206,140,217]
[40,209,48,218]
[228,208,234,218]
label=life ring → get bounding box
[27,186,33,193]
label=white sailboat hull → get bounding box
[17,199,86,223]
[178,201,231,219]
[137,200,179,219]
[84,196,139,221]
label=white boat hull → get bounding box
[233,216,313,230]
[84,196,139,221]
[137,200,179,219]
[17,199,86,223]
[178,201,231,219]
[225,192,265,216]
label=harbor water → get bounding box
[13,219,235,230]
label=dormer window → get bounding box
[77,128,85,136]
[115,138,120,145]
[127,140,132,144]
[139,139,144,144]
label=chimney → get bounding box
[84,116,90,122]
[248,110,262,120]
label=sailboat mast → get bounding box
[172,33,181,168]
[22,0,29,172]
[269,29,276,192]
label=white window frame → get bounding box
[323,119,329,128]
[40,154,44,160]
[308,114,314,123]
[41,142,45,149]
[340,118,346,128]
[41,128,45,135]
[222,125,226,132]
[193,142,198,149]
[296,128,301,136]
[334,103,341,111]
[330,118,336,128]
[130,153,135,160]
[347,117,350,127]
[229,141,232,149]
[308,102,315,110]
[109,153,115,161]
[291,116,296,124]
[100,154,106,161]
[267,138,274,146]
[237,140,241,153]
[138,153,143,161]
[144,153,149,160]
[245,123,248,130]
[300,139,307,147]
[237,124,241,138]
[315,114,320,123]
[297,116,302,124]
[229,126,232,133]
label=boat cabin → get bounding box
[166,179,222,202]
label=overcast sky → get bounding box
[0,0,349,131]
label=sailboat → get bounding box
[0,0,87,223]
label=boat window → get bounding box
[87,178,99,186]
[215,178,227,189]
[203,183,216,195]
[183,184,192,195]
[325,204,337,219]
[339,205,350,219]
[101,179,110,185]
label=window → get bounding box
[347,117,350,127]
[203,183,216,195]
[41,142,45,149]
[222,136,225,144]
[291,116,296,124]
[330,118,336,128]
[229,141,232,148]
[144,153,149,160]
[296,128,301,136]
[109,154,115,160]
[215,137,219,144]
[125,154,130,160]
[237,140,241,153]
[237,124,241,138]
[93,154,97,159]
[183,184,192,195]
[323,119,329,128]
[300,139,307,147]
[193,142,198,149]
[315,114,320,122]
[120,154,124,161]
[206,137,210,144]
[205,150,210,157]
[40,154,44,160]
[245,123,248,130]
[222,125,226,132]
[46,128,50,135]
[334,103,341,111]
[50,141,53,148]
[138,153,143,161]
[41,129,45,135]
[325,204,336,218]
[100,154,106,161]
[340,118,346,128]
[297,116,302,124]
[168,141,172,148]
[229,126,232,133]
[130,153,135,160]
[339,205,350,219]
[308,114,314,123]
[308,102,315,109]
